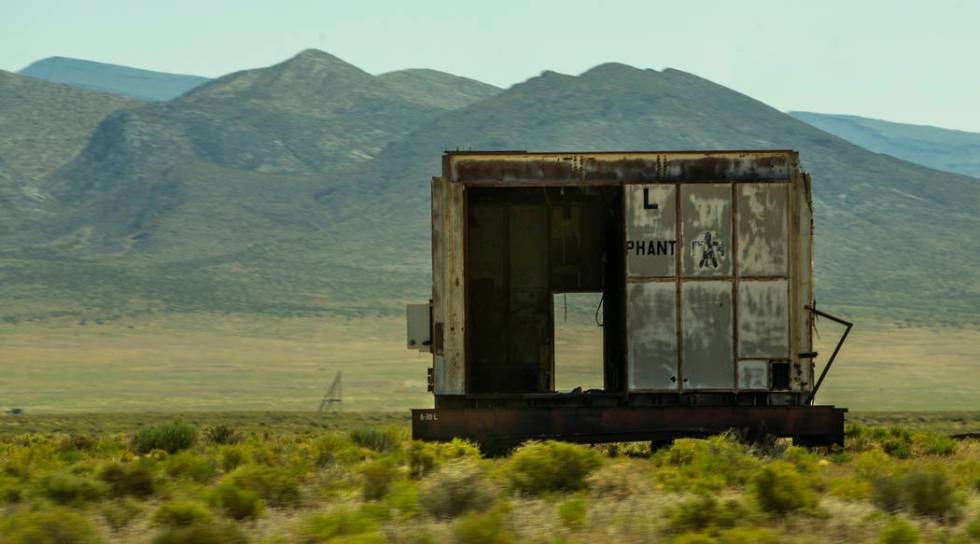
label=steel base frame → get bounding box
[412,405,846,453]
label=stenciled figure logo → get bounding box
[691,231,726,269]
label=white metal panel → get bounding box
[627,281,678,390]
[737,183,788,277]
[737,280,789,358]
[681,184,732,277]
[626,184,676,277]
[681,281,734,389]
[737,360,769,390]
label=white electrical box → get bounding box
[406,303,432,352]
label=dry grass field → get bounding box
[0,314,978,413]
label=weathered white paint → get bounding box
[626,184,676,277]
[681,184,732,277]
[627,280,678,390]
[681,280,734,390]
[737,183,788,277]
[738,360,770,390]
[737,280,789,358]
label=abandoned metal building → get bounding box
[408,150,849,450]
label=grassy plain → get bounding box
[0,314,977,413]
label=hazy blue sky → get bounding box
[3,0,978,131]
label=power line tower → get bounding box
[318,371,342,412]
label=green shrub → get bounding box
[506,441,602,495]
[359,501,393,522]
[358,458,401,501]
[383,480,419,518]
[870,427,914,458]
[652,436,759,492]
[558,497,587,529]
[100,498,144,532]
[879,517,919,544]
[718,527,778,544]
[99,462,156,498]
[901,471,960,520]
[204,424,244,445]
[152,521,248,544]
[350,427,405,453]
[666,494,746,533]
[964,512,980,541]
[0,475,23,503]
[912,433,957,456]
[783,446,819,472]
[670,534,718,544]
[313,433,350,466]
[227,464,301,507]
[165,451,217,483]
[59,435,96,452]
[872,476,905,514]
[132,422,196,454]
[0,507,101,544]
[207,482,265,520]
[220,445,249,472]
[586,461,646,498]
[829,476,874,501]
[873,470,960,521]
[453,504,513,544]
[409,438,482,478]
[38,470,106,504]
[152,501,214,528]
[297,509,382,543]
[750,461,817,515]
[419,459,496,518]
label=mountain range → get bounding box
[19,57,210,101]
[1,50,977,325]
[790,111,980,179]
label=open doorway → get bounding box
[553,292,605,391]
[465,185,626,395]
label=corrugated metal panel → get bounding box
[681,184,732,277]
[626,184,676,277]
[681,281,734,389]
[737,359,769,390]
[737,183,788,277]
[737,280,789,358]
[627,281,678,390]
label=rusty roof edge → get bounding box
[444,149,800,156]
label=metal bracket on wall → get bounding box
[803,305,853,405]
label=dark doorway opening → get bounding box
[465,186,625,395]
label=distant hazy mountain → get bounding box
[791,112,980,179]
[2,52,977,326]
[19,56,209,101]
[0,70,140,183]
